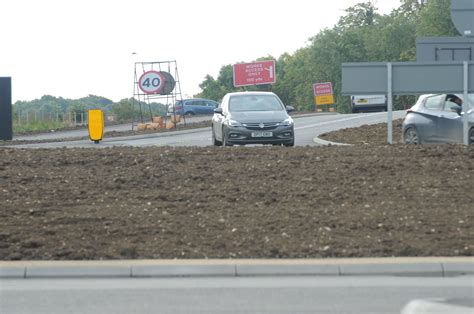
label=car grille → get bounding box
[243,122,280,130]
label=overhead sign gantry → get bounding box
[342,0,474,145]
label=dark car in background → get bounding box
[402,93,474,144]
[167,98,219,116]
[211,92,295,146]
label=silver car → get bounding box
[211,92,295,146]
[402,94,474,144]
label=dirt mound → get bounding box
[320,119,404,145]
[0,145,472,260]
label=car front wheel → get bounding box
[404,127,420,145]
[212,127,222,146]
[469,128,474,145]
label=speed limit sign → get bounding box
[138,71,165,94]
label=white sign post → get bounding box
[387,63,393,145]
[463,61,469,146]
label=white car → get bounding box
[351,95,387,113]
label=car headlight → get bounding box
[226,119,242,127]
[280,117,294,126]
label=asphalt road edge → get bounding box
[1,257,472,279]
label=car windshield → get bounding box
[459,94,474,108]
[229,95,284,112]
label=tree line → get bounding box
[13,95,167,123]
[194,0,458,112]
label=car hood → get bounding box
[229,111,288,123]
[408,108,474,123]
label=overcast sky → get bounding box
[1,0,401,102]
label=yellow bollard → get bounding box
[88,109,104,144]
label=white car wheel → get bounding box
[404,128,420,145]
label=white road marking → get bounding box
[295,113,384,130]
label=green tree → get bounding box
[196,75,223,100]
[196,0,461,113]
[338,2,377,29]
[195,65,236,101]
[416,0,459,37]
[111,98,138,122]
[216,65,235,94]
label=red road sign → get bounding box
[313,82,333,96]
[138,71,165,94]
[313,82,335,105]
[233,60,276,87]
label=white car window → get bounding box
[423,95,444,111]
[443,100,460,112]
[460,94,474,108]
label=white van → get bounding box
[351,95,387,113]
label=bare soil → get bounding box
[320,119,405,145]
[0,144,472,260]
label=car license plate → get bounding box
[357,99,368,104]
[251,131,273,137]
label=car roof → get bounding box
[180,98,217,102]
[419,93,474,97]
[226,91,276,97]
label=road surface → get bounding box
[1,275,472,314]
[12,111,406,148]
[13,115,212,141]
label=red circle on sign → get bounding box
[138,71,166,94]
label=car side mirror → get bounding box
[450,105,462,115]
[286,105,295,113]
[214,108,223,115]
